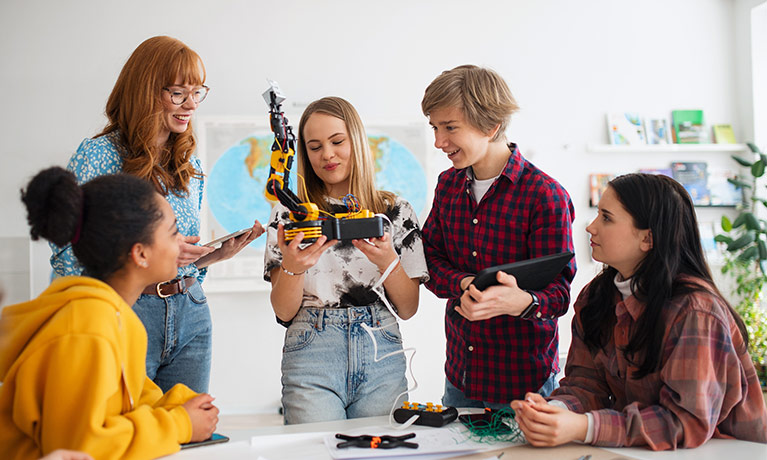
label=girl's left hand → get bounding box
[510,392,588,447]
[352,232,398,271]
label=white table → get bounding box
[603,439,767,460]
[166,415,767,460]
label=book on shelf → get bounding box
[708,168,742,206]
[712,124,737,144]
[644,117,672,144]
[671,110,707,144]
[606,112,646,145]
[671,161,710,205]
[697,221,721,263]
[589,173,614,207]
[638,167,673,177]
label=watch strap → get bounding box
[519,290,540,319]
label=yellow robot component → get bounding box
[262,80,383,242]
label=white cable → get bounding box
[359,213,420,429]
[361,321,419,429]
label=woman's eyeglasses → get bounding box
[162,85,210,105]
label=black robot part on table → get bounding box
[393,403,459,427]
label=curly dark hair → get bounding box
[21,167,164,280]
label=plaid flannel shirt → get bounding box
[551,278,767,450]
[422,144,576,403]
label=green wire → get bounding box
[461,407,525,444]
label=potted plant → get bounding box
[715,142,767,392]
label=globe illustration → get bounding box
[206,132,428,249]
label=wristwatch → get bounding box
[519,290,540,319]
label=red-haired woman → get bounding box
[51,36,264,393]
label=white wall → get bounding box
[0,0,759,414]
[752,1,767,147]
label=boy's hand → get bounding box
[456,271,531,321]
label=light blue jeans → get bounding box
[281,305,408,424]
[442,373,559,410]
[133,280,212,393]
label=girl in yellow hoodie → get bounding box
[0,167,219,460]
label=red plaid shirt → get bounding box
[551,278,767,450]
[422,144,576,403]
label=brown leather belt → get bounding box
[141,276,198,298]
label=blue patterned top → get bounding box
[50,131,207,283]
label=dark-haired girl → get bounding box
[512,173,767,450]
[50,36,264,393]
[0,167,219,460]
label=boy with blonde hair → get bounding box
[421,65,576,408]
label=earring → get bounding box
[139,261,148,268]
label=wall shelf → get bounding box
[586,143,748,154]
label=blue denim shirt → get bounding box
[50,131,207,283]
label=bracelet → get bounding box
[280,264,305,276]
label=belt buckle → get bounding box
[155,281,173,299]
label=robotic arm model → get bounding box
[262,80,384,243]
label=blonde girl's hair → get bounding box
[296,97,394,214]
[421,64,519,141]
[98,35,205,195]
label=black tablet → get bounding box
[470,252,574,291]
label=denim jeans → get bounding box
[281,305,408,424]
[442,372,559,410]
[133,280,212,393]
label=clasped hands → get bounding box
[510,392,588,447]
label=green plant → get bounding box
[715,142,767,386]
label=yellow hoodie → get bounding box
[0,276,196,460]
